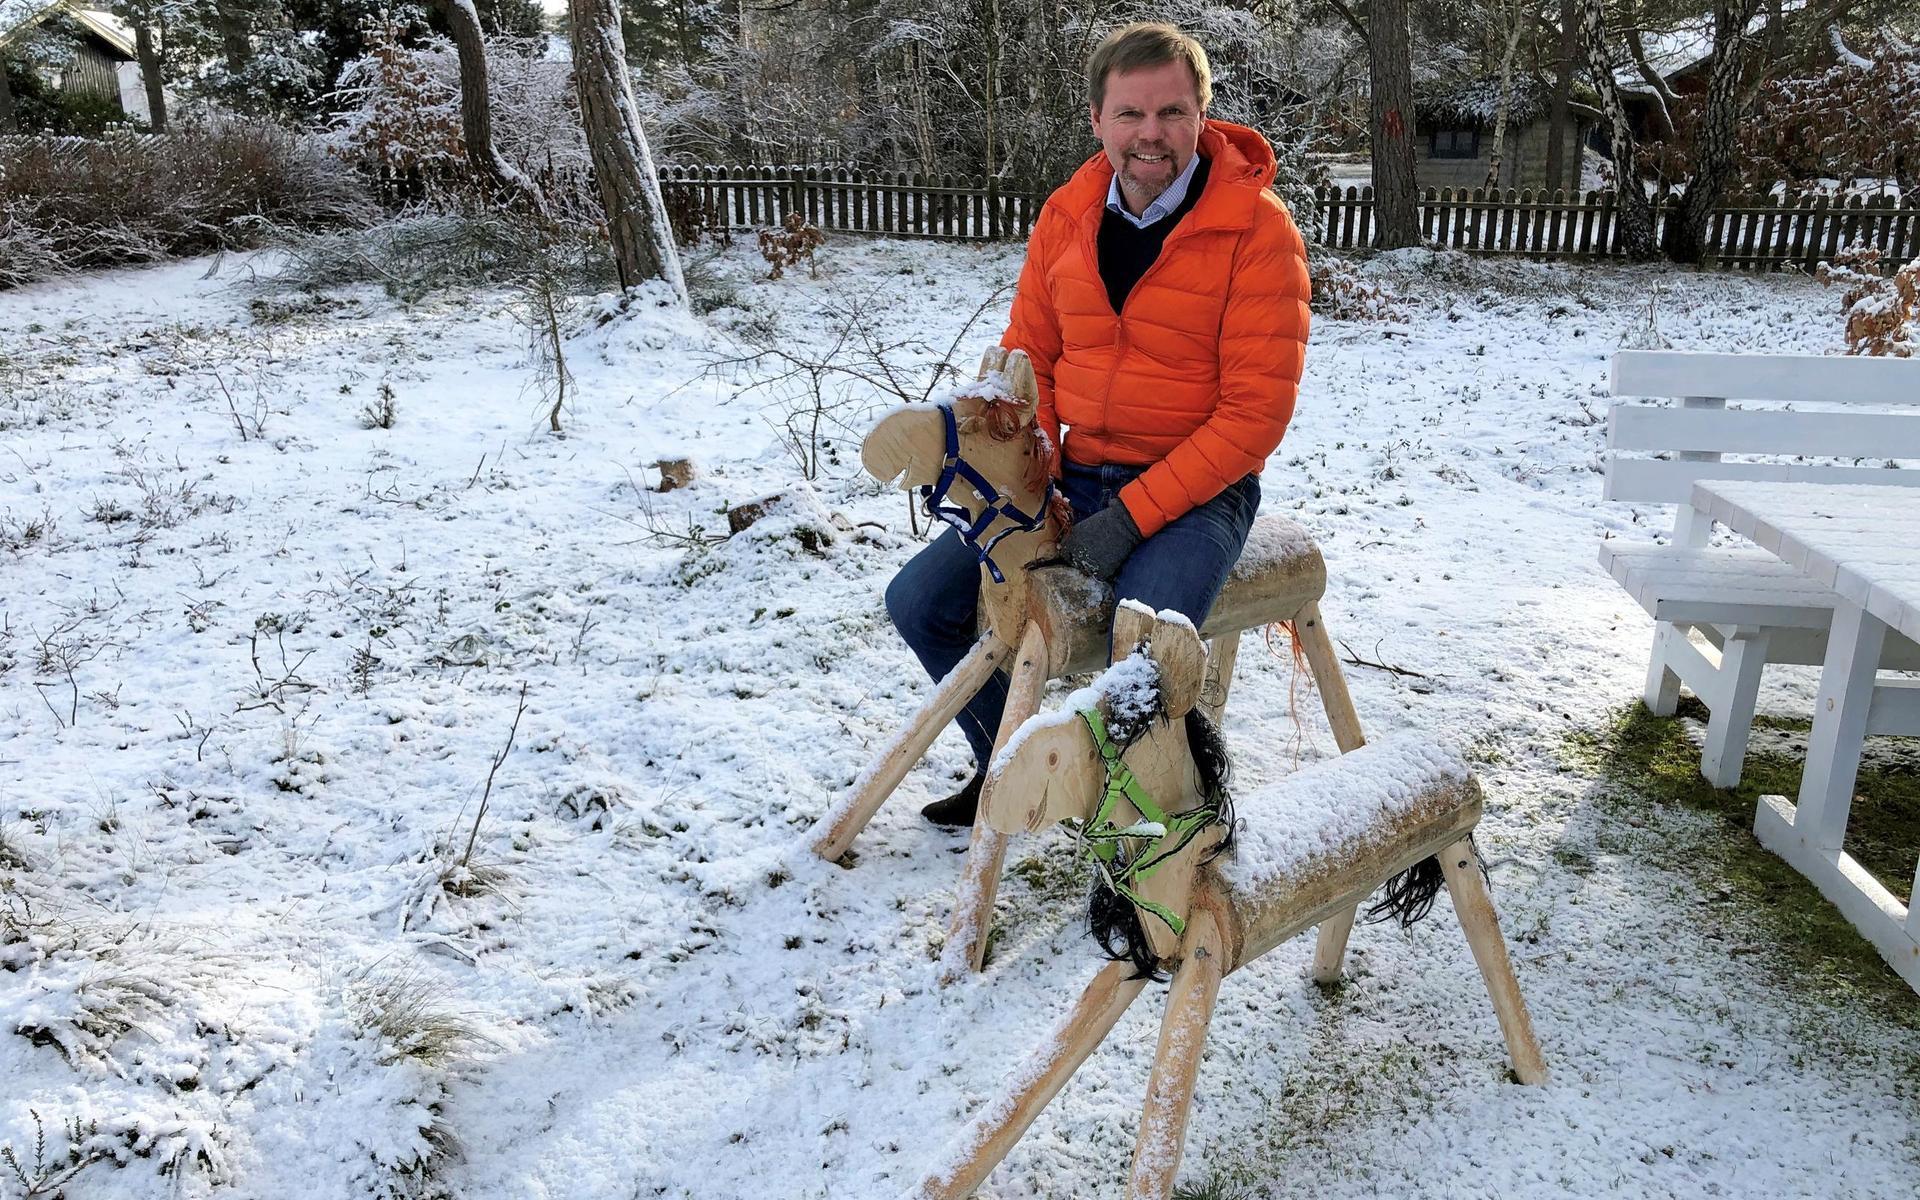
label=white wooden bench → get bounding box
[1602,350,1920,787]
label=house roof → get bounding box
[0,1,137,59]
[1416,75,1603,129]
[1613,1,1804,92]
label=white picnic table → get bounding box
[1690,479,1920,989]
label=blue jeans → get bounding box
[885,460,1261,773]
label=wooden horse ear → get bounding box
[1110,600,1156,665]
[1147,615,1207,718]
[1003,350,1038,410]
[978,346,1009,380]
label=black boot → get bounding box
[921,773,984,828]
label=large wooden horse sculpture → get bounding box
[814,348,1373,980]
[900,604,1547,1200]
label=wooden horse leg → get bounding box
[1437,837,1549,1085]
[1292,601,1371,982]
[1197,631,1240,729]
[941,619,1049,981]
[902,960,1149,1200]
[1126,910,1228,1200]
[812,634,1012,862]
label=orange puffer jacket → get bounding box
[1001,120,1311,537]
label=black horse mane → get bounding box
[1088,704,1236,982]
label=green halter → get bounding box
[1077,706,1223,938]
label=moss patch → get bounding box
[1565,698,1920,1014]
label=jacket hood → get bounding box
[1056,120,1277,228]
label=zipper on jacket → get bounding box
[1085,208,1211,451]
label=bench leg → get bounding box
[1438,838,1548,1085]
[941,619,1049,981]
[1127,911,1228,1200]
[1198,631,1240,729]
[1643,623,1683,717]
[1701,626,1770,789]
[901,960,1149,1200]
[1294,603,1369,983]
[812,634,1012,861]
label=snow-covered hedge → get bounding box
[0,122,374,289]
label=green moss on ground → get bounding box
[1565,697,1920,1014]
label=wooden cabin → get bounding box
[1414,76,1600,194]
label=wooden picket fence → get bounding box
[1315,186,1920,272]
[658,165,1046,242]
[659,166,1918,272]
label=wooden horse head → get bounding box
[981,601,1229,967]
[860,347,1063,645]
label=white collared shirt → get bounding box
[1104,152,1202,229]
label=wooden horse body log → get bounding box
[902,610,1546,1200]
[813,346,1364,982]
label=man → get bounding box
[887,22,1312,825]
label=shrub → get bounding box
[1818,245,1918,357]
[0,122,376,288]
[329,25,598,227]
[1309,255,1400,321]
[758,212,825,280]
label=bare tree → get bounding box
[113,2,172,132]
[1660,0,1765,263]
[1368,0,1421,247]
[1581,0,1656,257]
[1545,0,1576,191]
[429,0,549,214]
[1484,0,1538,189]
[0,59,16,134]
[569,0,687,301]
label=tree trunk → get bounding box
[1661,1,1764,263]
[1545,0,1575,191]
[431,0,547,213]
[0,59,17,135]
[1485,0,1527,190]
[215,0,252,73]
[569,0,688,303]
[1623,24,1678,139]
[1580,0,1655,257]
[134,20,166,132]
[1368,0,1420,247]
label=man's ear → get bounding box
[1088,104,1101,138]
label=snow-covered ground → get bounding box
[1,237,1914,1200]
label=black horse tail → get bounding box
[1365,835,1489,929]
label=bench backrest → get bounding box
[1606,351,1920,502]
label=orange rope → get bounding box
[1262,620,1315,768]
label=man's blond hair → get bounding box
[1087,23,1212,112]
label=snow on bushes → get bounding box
[329,26,598,225]
[0,123,373,288]
[1819,246,1919,357]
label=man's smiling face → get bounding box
[1089,59,1204,216]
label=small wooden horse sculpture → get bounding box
[901,605,1547,1200]
[816,346,1366,980]
[812,346,1065,861]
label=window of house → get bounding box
[1430,129,1480,159]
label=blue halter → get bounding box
[919,404,1056,585]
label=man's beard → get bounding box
[1117,143,1177,207]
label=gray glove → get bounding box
[1059,503,1143,582]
